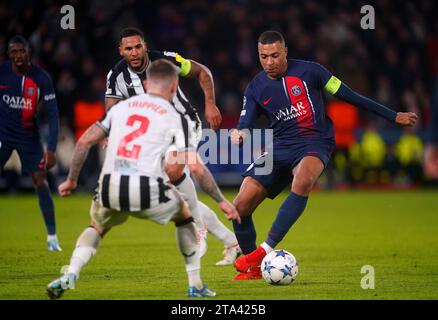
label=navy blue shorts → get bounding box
[242,142,334,199]
[0,140,46,174]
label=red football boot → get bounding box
[233,246,267,273]
[232,269,262,280]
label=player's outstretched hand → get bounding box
[45,151,57,170]
[395,112,418,127]
[230,129,246,145]
[218,200,241,224]
[58,179,77,197]
[205,103,222,130]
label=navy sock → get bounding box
[36,186,56,235]
[232,216,257,254]
[265,192,308,248]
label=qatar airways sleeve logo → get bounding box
[44,93,56,101]
[273,101,307,121]
[2,94,33,110]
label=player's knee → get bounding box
[164,163,185,182]
[170,200,190,222]
[90,221,107,237]
[173,216,195,227]
[233,197,253,217]
[32,175,48,190]
[292,175,317,195]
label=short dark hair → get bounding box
[258,30,285,46]
[147,59,178,83]
[8,35,29,49]
[119,27,144,44]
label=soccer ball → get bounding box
[261,249,298,285]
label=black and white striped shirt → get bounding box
[99,173,171,211]
[105,50,199,123]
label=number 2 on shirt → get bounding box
[117,115,149,159]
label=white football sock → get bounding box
[198,201,237,247]
[174,174,204,230]
[47,234,59,241]
[176,221,202,289]
[261,242,274,254]
[67,227,101,278]
[187,269,202,290]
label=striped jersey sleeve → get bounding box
[105,69,123,99]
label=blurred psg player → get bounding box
[0,36,61,251]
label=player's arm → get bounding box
[105,97,122,110]
[191,161,241,223]
[312,61,418,126]
[160,51,221,128]
[231,84,258,144]
[185,59,221,130]
[324,76,417,126]
[58,122,108,196]
[41,72,60,169]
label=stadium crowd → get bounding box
[0,0,437,191]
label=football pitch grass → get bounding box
[0,190,437,300]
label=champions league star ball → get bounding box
[261,250,298,285]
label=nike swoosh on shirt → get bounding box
[262,97,272,105]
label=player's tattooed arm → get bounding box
[190,164,225,203]
[189,61,215,105]
[189,161,241,223]
[188,60,222,130]
[68,124,107,182]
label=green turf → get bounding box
[0,190,437,300]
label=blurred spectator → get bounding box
[358,125,387,185]
[55,120,76,180]
[326,101,359,187]
[394,127,424,185]
[73,99,105,141]
[220,93,241,129]
[72,76,106,190]
[424,76,438,178]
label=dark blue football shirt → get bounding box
[0,61,59,151]
[238,59,337,147]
